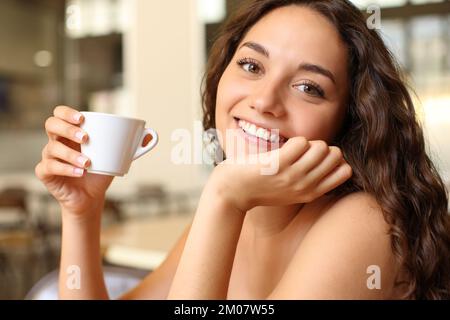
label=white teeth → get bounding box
[270,133,279,143]
[237,119,282,143]
[256,128,265,139]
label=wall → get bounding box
[115,0,209,193]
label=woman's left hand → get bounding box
[205,136,353,213]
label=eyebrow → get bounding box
[239,41,336,84]
[240,41,270,58]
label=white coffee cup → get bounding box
[80,112,158,177]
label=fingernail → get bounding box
[75,131,86,142]
[73,113,83,122]
[77,156,89,167]
[73,168,84,176]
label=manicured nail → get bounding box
[73,113,83,122]
[75,131,86,142]
[73,168,84,176]
[77,156,89,167]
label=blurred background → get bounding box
[0,0,449,299]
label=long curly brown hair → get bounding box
[201,0,450,299]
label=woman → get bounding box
[35,0,450,299]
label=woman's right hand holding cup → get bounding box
[35,106,114,218]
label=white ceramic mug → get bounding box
[80,112,158,177]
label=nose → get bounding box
[248,79,286,118]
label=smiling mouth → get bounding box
[233,117,287,144]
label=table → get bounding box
[100,213,194,270]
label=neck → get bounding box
[245,203,305,238]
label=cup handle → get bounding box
[133,128,159,161]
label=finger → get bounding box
[45,116,88,144]
[303,146,344,183]
[44,140,91,169]
[46,106,83,141]
[56,136,82,152]
[35,159,85,180]
[314,162,353,195]
[291,140,330,174]
[279,136,310,167]
[53,105,85,125]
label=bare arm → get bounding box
[166,138,352,299]
[167,189,244,299]
[59,205,109,299]
[37,105,185,300]
[59,205,192,300]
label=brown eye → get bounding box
[299,84,318,95]
[237,58,263,74]
[243,63,259,74]
[294,82,325,98]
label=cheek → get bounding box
[215,78,229,137]
[288,107,343,143]
[217,70,251,112]
[216,72,249,127]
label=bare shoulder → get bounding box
[268,192,399,299]
[315,191,388,231]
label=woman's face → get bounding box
[215,5,349,157]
